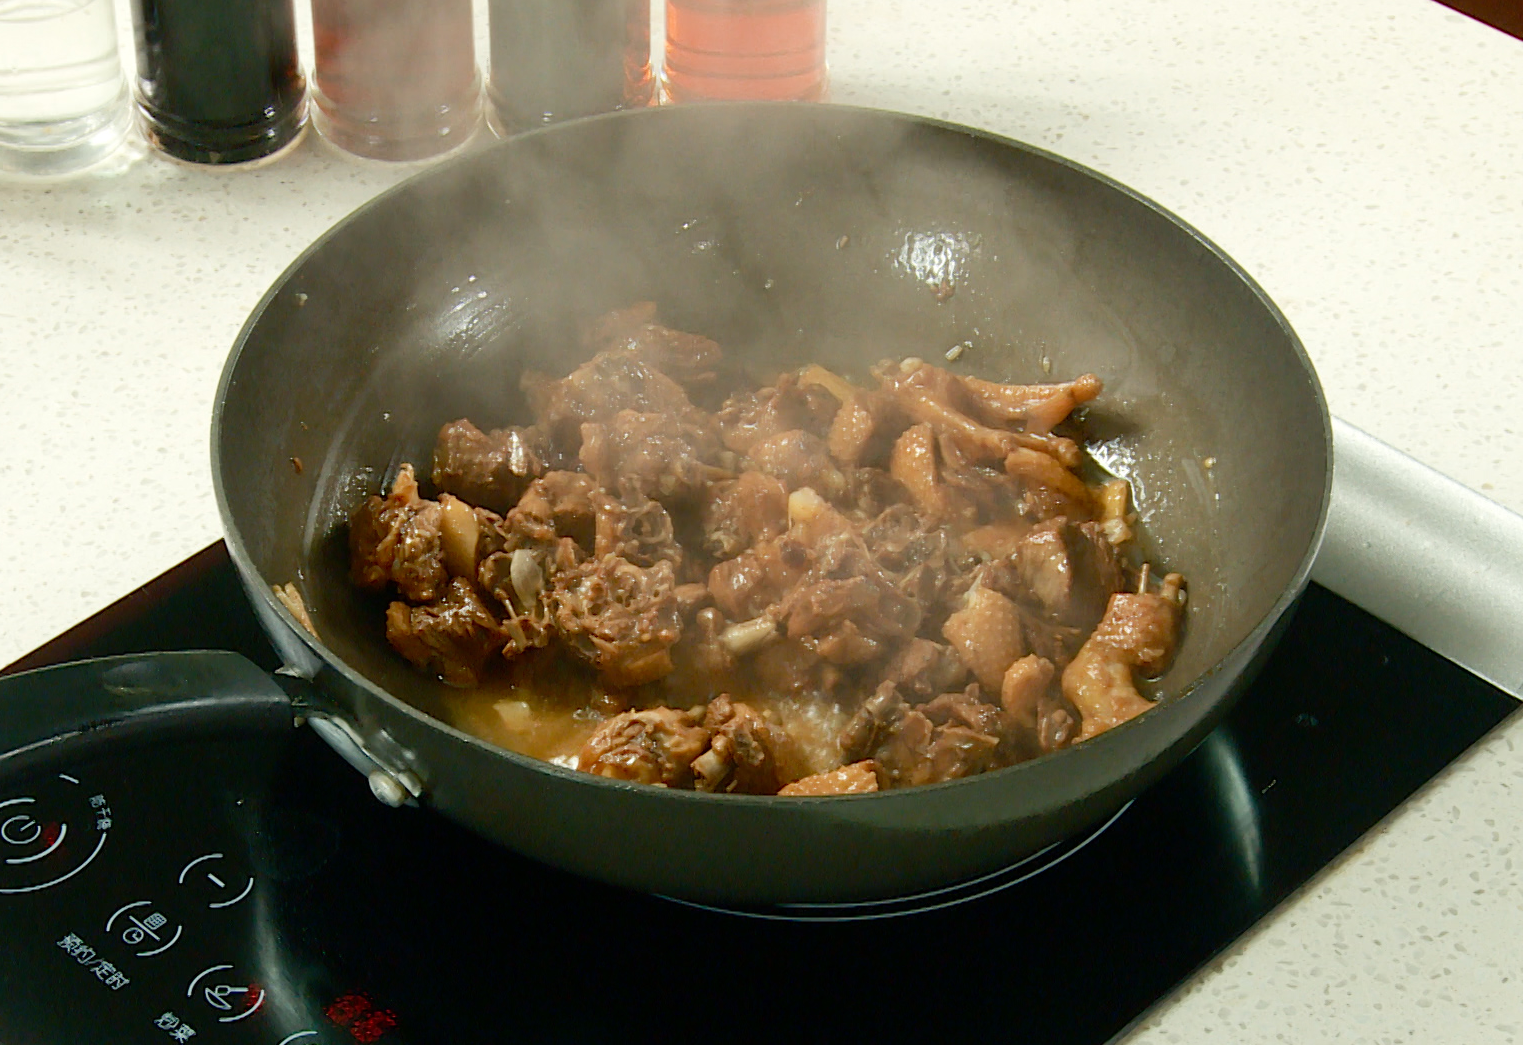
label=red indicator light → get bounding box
[350,1009,398,1043]
[325,993,370,1026]
[324,992,399,1042]
[41,823,61,847]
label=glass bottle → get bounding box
[0,0,131,175]
[131,0,306,165]
[311,0,480,161]
[487,0,653,134]
[663,0,827,103]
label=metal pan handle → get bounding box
[0,651,297,778]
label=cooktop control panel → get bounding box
[0,731,402,1045]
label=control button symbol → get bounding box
[177,853,254,909]
[0,776,108,894]
[106,900,183,957]
[187,964,265,1023]
[277,1033,319,1045]
[2,814,42,846]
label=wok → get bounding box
[209,102,1330,905]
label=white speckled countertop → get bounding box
[2,0,1520,1040]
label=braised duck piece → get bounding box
[547,555,684,687]
[1063,568,1187,739]
[717,370,839,455]
[385,576,506,687]
[692,696,786,795]
[578,707,711,786]
[432,419,555,514]
[349,464,449,604]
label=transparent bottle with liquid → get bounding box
[0,0,131,175]
[131,0,307,165]
[311,0,481,161]
[663,0,827,103]
[487,0,653,134]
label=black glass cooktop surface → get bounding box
[0,544,1515,1045]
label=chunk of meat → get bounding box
[783,575,920,649]
[936,433,1029,523]
[889,422,977,524]
[349,464,449,604]
[577,707,711,786]
[385,577,505,686]
[579,409,729,502]
[920,686,1004,735]
[474,547,555,657]
[861,506,977,614]
[873,705,1003,788]
[960,521,1033,561]
[797,364,898,469]
[523,348,714,448]
[716,371,839,455]
[942,586,1028,692]
[584,302,724,388]
[592,492,683,570]
[1000,654,1080,755]
[779,761,879,796]
[501,470,600,550]
[1004,448,1095,521]
[1063,571,1186,739]
[958,372,1102,435]
[700,471,789,560]
[839,467,907,523]
[875,359,1083,467]
[769,491,925,660]
[747,429,849,501]
[988,518,1126,631]
[880,638,969,703]
[432,419,554,513]
[546,555,684,686]
[839,681,908,762]
[691,696,785,795]
[707,537,810,620]
[824,389,902,468]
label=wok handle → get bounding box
[0,651,296,778]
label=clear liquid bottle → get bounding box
[131,0,307,165]
[311,0,481,161]
[0,0,131,175]
[487,0,653,134]
[662,0,827,103]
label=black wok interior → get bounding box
[213,103,1329,902]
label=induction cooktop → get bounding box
[0,542,1515,1044]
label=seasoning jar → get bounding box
[131,0,306,164]
[311,0,481,161]
[487,0,653,134]
[663,0,828,103]
[0,0,131,175]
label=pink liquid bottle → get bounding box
[663,0,827,103]
[311,0,481,161]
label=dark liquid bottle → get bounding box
[312,0,480,161]
[488,0,653,134]
[664,0,827,103]
[132,0,306,165]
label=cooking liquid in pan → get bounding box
[438,653,861,778]
[663,0,827,102]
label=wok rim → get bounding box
[211,100,1334,807]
